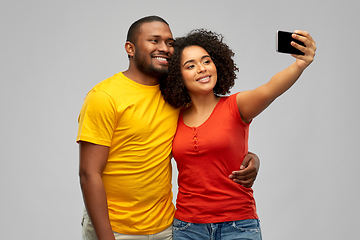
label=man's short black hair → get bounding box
[126,15,169,44]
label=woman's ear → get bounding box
[125,41,135,58]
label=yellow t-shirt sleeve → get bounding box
[77,89,116,147]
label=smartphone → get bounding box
[276,30,305,55]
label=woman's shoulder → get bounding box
[221,93,238,103]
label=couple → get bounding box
[77,16,316,240]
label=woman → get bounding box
[160,29,316,240]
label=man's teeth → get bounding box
[154,57,167,61]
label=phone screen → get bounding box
[277,31,305,55]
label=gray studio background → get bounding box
[1,1,359,239]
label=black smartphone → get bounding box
[276,30,305,55]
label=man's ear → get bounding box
[125,41,135,58]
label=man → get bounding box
[77,16,259,240]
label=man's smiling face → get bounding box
[133,21,174,78]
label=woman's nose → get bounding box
[197,64,206,73]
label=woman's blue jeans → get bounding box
[173,218,262,240]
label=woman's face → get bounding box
[180,45,217,95]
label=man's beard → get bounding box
[134,51,168,78]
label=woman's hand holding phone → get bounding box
[290,30,316,71]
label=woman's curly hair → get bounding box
[160,29,239,108]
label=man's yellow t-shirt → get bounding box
[77,72,180,234]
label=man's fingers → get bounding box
[229,170,256,180]
[231,178,254,188]
[241,155,253,169]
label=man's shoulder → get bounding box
[89,72,133,96]
[92,72,122,90]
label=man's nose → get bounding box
[158,41,170,53]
